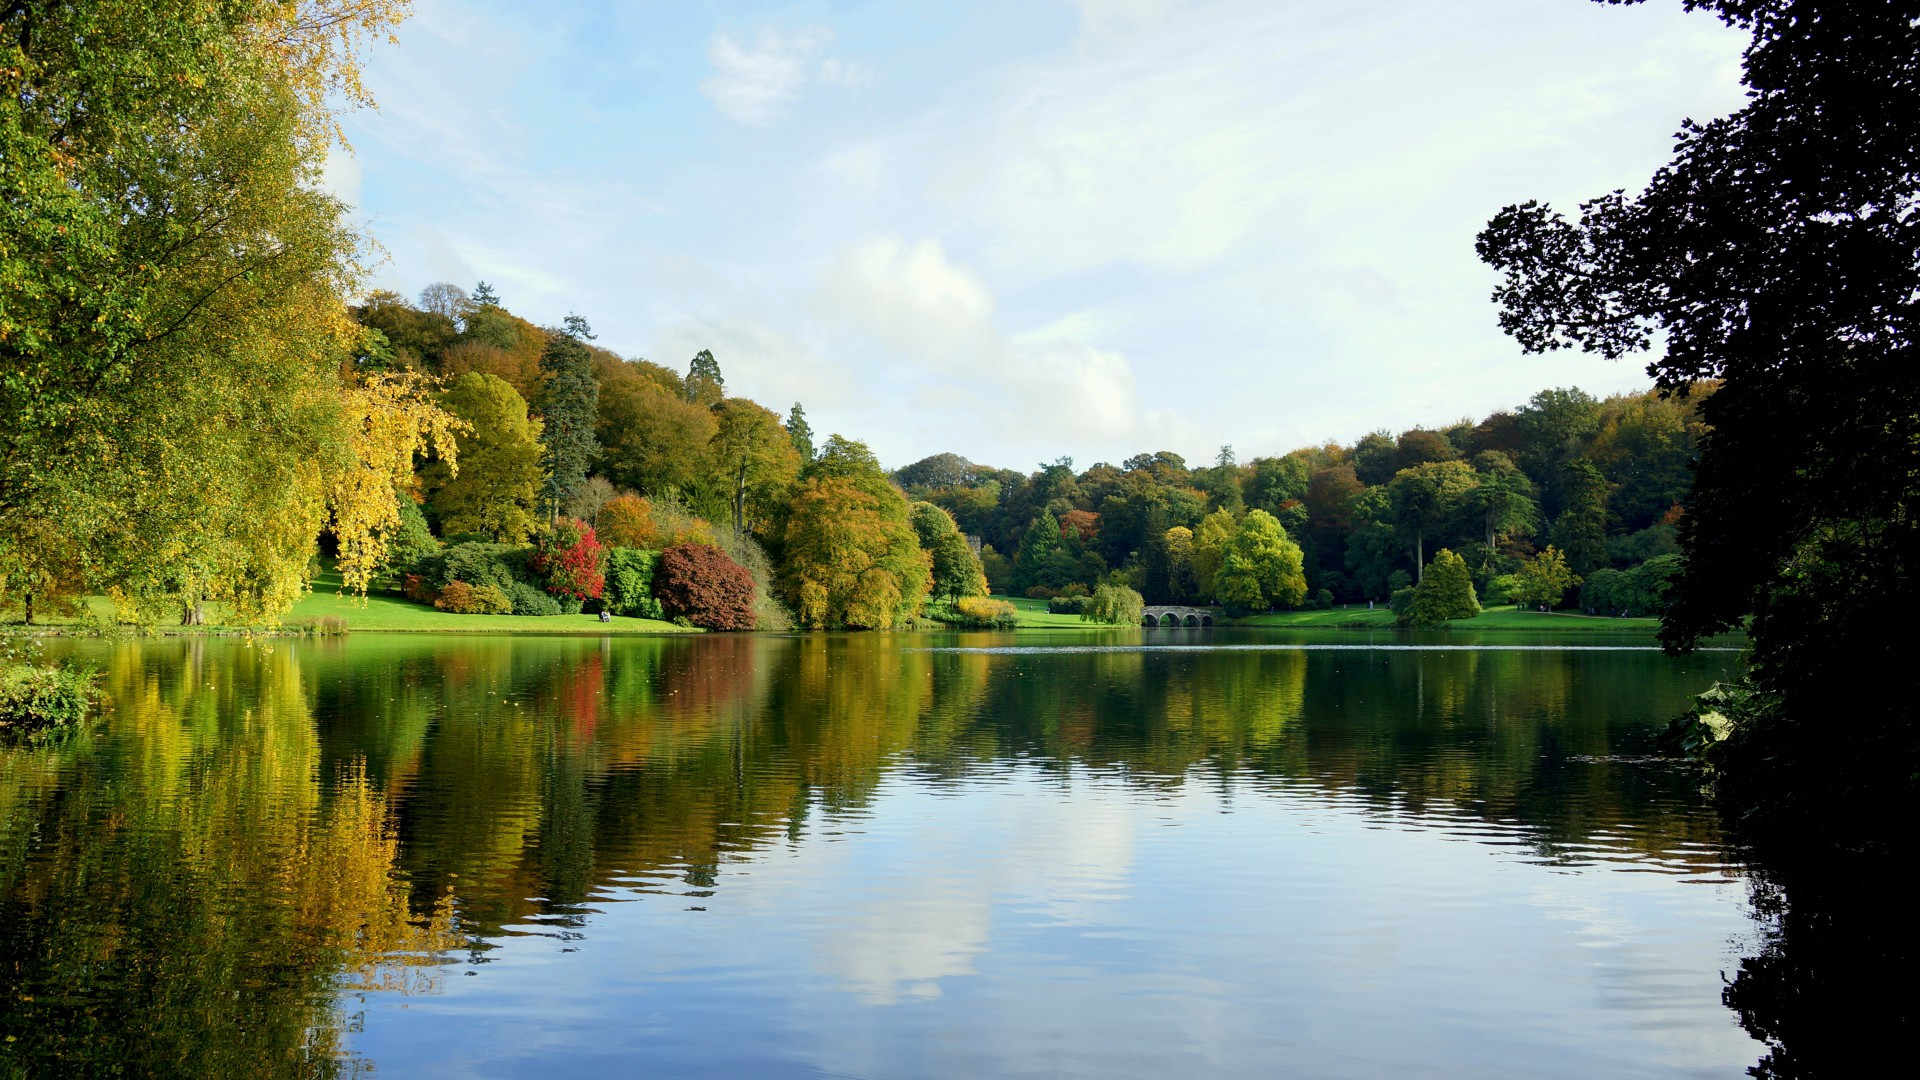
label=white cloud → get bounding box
[700,26,847,125]
[819,57,879,90]
[344,0,1750,468]
[815,235,1167,459]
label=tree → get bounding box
[1396,429,1458,470]
[1352,432,1400,486]
[787,403,815,462]
[781,477,931,629]
[654,542,756,630]
[1387,461,1477,578]
[537,330,599,521]
[685,350,725,407]
[565,476,618,528]
[1512,547,1579,611]
[424,374,544,545]
[418,283,469,325]
[1,0,418,624]
[1400,549,1481,627]
[1161,525,1200,604]
[894,453,974,493]
[1082,583,1145,626]
[1513,388,1602,519]
[598,495,658,550]
[911,502,988,606]
[1190,508,1237,597]
[1213,509,1307,611]
[1461,451,1539,557]
[595,356,716,498]
[1549,460,1610,578]
[707,399,800,535]
[1013,513,1063,591]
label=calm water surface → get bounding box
[2,629,1767,1077]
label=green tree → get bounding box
[1400,549,1481,627]
[911,502,988,605]
[1461,451,1538,555]
[1190,508,1237,597]
[1387,461,1478,578]
[1013,513,1063,591]
[536,330,600,521]
[1213,509,1308,611]
[787,403,815,462]
[685,350,725,407]
[1549,460,1610,578]
[425,374,545,545]
[707,399,800,536]
[1082,583,1145,626]
[1512,547,1580,611]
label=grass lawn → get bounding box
[1229,605,1663,632]
[1000,596,1097,628]
[8,569,694,636]
[282,581,695,635]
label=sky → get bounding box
[333,0,1749,472]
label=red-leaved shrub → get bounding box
[532,517,607,601]
[653,542,756,631]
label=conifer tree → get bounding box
[787,403,815,462]
[537,328,600,522]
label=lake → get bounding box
[2,629,1772,1077]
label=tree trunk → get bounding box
[22,592,32,626]
[733,459,748,536]
[1415,533,1424,582]
[181,600,205,626]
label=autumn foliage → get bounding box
[531,518,607,601]
[653,543,757,631]
[433,581,512,615]
[597,495,658,549]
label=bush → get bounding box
[1485,573,1524,607]
[1309,588,1335,610]
[1399,549,1481,627]
[506,580,561,616]
[604,548,666,620]
[1024,585,1058,600]
[434,581,513,614]
[403,574,438,604]
[0,663,101,739]
[531,518,606,602]
[950,596,1018,629]
[1389,585,1416,620]
[1047,594,1090,615]
[1058,582,1091,599]
[1081,583,1145,626]
[598,494,658,548]
[654,543,756,631]
[424,542,519,593]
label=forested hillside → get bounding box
[348,284,1706,628]
[899,384,1707,617]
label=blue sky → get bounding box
[332,0,1747,471]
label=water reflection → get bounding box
[0,631,1801,1076]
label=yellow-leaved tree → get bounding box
[2,1,424,625]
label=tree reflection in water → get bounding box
[0,633,1861,1076]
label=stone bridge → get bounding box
[1140,605,1218,627]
